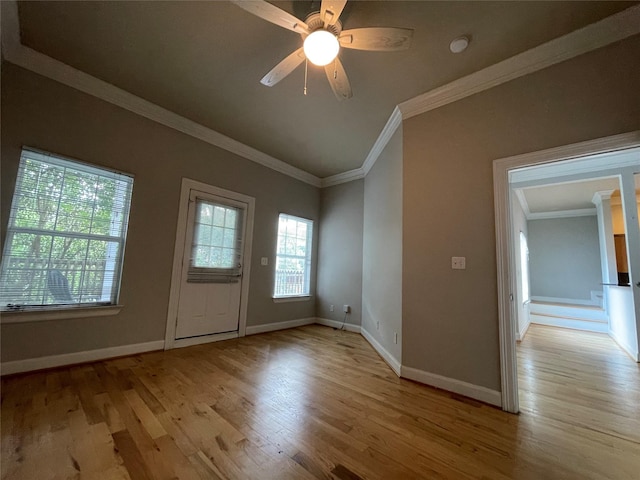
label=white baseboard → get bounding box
[0,340,165,376]
[530,314,608,333]
[360,327,401,375]
[245,317,315,335]
[516,317,531,342]
[315,317,362,333]
[608,328,640,362]
[400,365,502,407]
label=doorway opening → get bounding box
[494,132,640,413]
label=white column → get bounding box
[619,170,640,360]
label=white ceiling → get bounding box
[519,178,620,214]
[10,1,637,178]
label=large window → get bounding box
[0,149,133,310]
[274,214,313,298]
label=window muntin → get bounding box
[274,214,313,298]
[187,199,244,283]
[0,149,133,310]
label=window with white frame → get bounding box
[519,231,530,303]
[274,214,313,298]
[0,148,134,311]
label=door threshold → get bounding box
[172,330,239,349]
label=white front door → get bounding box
[175,190,247,339]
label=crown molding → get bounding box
[591,190,615,206]
[398,5,640,120]
[513,189,531,218]
[527,208,597,220]
[320,168,365,188]
[362,106,402,176]
[3,1,639,188]
[1,1,321,188]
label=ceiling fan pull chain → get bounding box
[334,58,338,79]
[304,58,308,95]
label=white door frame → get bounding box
[164,178,255,350]
[493,131,640,413]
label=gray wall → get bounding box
[362,127,403,363]
[402,35,640,391]
[1,63,320,362]
[528,216,603,301]
[316,180,364,326]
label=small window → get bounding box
[274,214,313,298]
[519,231,530,303]
[0,148,133,311]
[187,198,244,283]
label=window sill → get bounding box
[0,305,123,324]
[272,296,312,303]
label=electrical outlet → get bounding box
[260,257,268,266]
[451,256,466,270]
[330,304,334,312]
[343,305,350,313]
[394,332,398,344]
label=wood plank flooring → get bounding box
[2,324,639,479]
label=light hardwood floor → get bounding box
[1,324,639,479]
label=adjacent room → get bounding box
[2,1,640,479]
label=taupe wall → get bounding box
[402,36,640,391]
[362,127,403,362]
[528,216,602,301]
[316,180,364,325]
[1,63,320,362]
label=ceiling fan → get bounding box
[231,0,414,100]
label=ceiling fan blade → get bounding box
[231,1,309,35]
[324,57,352,101]
[339,27,414,51]
[320,0,347,27]
[260,48,306,87]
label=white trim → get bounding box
[172,331,239,349]
[608,328,640,362]
[527,208,596,220]
[362,106,402,176]
[245,318,315,335]
[5,0,639,188]
[513,189,531,218]
[530,315,608,333]
[509,148,640,185]
[0,340,164,376]
[272,295,312,303]
[494,131,640,414]
[400,366,502,408]
[398,5,640,120]
[164,178,255,349]
[0,4,320,188]
[0,305,122,323]
[360,327,401,375]
[315,317,361,333]
[530,295,602,307]
[592,190,615,206]
[320,168,365,188]
[516,312,531,342]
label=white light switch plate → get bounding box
[451,256,466,269]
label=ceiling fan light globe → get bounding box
[303,30,340,66]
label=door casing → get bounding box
[164,178,255,350]
[493,131,640,413]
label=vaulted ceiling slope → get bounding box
[11,1,637,178]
